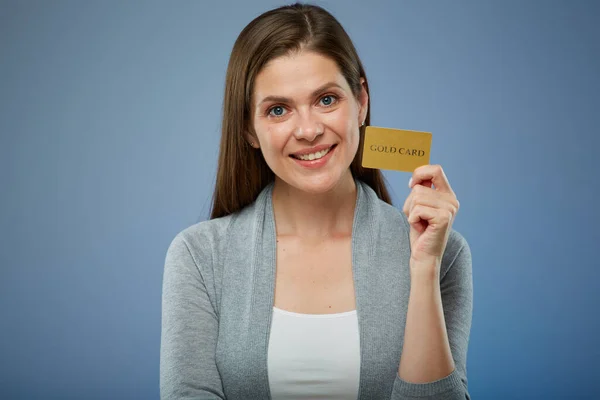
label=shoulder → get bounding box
[163,216,233,278]
[165,183,272,274]
[172,215,234,256]
[165,202,258,270]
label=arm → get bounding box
[399,268,455,381]
[160,233,225,399]
[392,232,473,399]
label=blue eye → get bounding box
[320,95,337,106]
[268,106,286,117]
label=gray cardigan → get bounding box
[160,180,473,399]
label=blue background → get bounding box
[1,0,598,398]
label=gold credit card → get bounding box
[361,126,432,172]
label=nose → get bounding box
[293,110,323,142]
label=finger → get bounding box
[407,204,454,227]
[409,164,454,194]
[408,185,459,217]
[420,179,433,189]
[407,204,437,226]
[402,190,413,216]
[406,182,438,214]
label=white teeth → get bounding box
[296,147,331,161]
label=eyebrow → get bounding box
[257,82,344,107]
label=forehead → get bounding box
[253,51,348,100]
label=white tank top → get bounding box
[267,306,361,399]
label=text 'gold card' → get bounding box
[361,126,432,172]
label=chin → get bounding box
[284,171,350,195]
[297,180,337,194]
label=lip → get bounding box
[290,144,337,169]
[290,144,334,157]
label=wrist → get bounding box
[409,258,441,282]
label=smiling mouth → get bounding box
[290,145,336,161]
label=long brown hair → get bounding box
[210,2,391,219]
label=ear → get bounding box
[358,77,369,125]
[244,129,260,149]
[245,100,261,149]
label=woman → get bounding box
[160,3,472,399]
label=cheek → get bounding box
[324,106,358,139]
[340,113,361,155]
[258,124,290,156]
[339,112,360,146]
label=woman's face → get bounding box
[250,50,368,194]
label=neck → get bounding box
[271,172,357,240]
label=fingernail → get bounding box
[408,177,413,188]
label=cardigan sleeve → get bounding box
[391,230,473,400]
[160,233,225,399]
